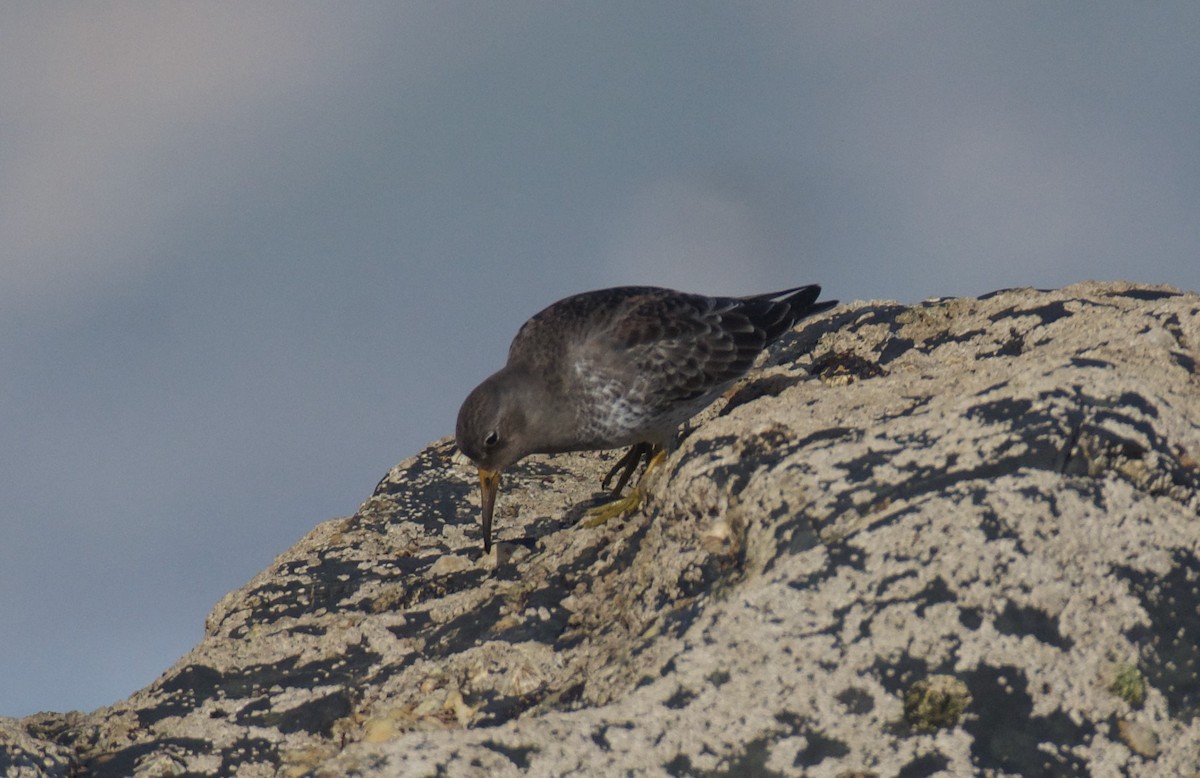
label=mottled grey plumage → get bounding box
[456,284,837,552]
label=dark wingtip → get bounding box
[746,285,838,342]
[805,298,839,315]
[782,285,837,318]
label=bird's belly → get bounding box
[573,387,716,450]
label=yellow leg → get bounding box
[601,442,653,494]
[582,449,667,527]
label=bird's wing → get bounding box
[506,287,663,366]
[581,291,769,409]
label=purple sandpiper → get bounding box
[456,285,837,552]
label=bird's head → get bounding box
[455,370,533,553]
[455,371,532,474]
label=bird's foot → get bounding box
[581,449,667,528]
[581,486,645,527]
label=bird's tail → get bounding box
[739,284,838,342]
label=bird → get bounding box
[455,284,838,553]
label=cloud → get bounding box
[0,4,512,319]
[602,176,784,294]
[0,7,374,314]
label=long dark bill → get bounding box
[478,468,500,553]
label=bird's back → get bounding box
[503,285,835,448]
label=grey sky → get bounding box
[2,3,1198,717]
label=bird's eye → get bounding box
[484,431,499,448]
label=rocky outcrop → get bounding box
[4,281,1199,777]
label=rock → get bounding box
[4,281,1200,776]
[0,715,75,778]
